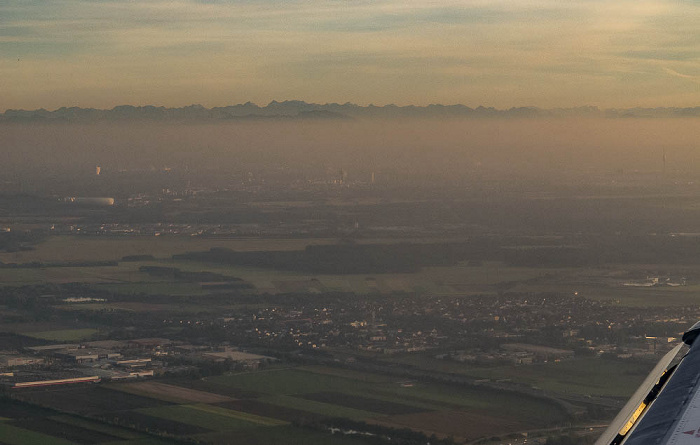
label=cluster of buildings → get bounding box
[167,293,693,362]
[0,338,274,390]
[1,288,693,393]
[47,220,338,238]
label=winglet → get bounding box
[682,321,700,345]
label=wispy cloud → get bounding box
[664,67,700,83]
[1,0,699,109]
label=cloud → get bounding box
[664,67,700,83]
[1,0,699,109]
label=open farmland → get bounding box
[137,403,286,430]
[59,301,205,313]
[12,417,122,444]
[507,280,700,307]
[370,410,529,442]
[0,236,340,263]
[0,234,502,264]
[216,399,325,423]
[6,366,565,443]
[24,329,99,342]
[184,366,566,437]
[50,415,144,440]
[0,258,553,297]
[0,422,75,445]
[170,256,558,296]
[0,233,564,298]
[201,425,371,445]
[13,386,170,415]
[5,248,700,306]
[462,358,655,398]
[0,265,137,286]
[298,392,427,415]
[5,244,700,308]
[2,374,376,444]
[383,353,657,398]
[0,398,178,445]
[109,381,235,404]
[257,394,378,420]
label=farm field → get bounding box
[299,392,427,414]
[0,398,178,445]
[0,236,341,263]
[3,376,371,444]
[189,366,565,439]
[0,234,487,264]
[3,235,700,308]
[23,328,99,342]
[370,410,528,442]
[382,354,657,398]
[9,233,697,308]
[0,265,143,286]
[59,301,207,313]
[2,256,697,307]
[168,259,559,295]
[476,358,656,398]
[0,322,94,338]
[509,281,700,307]
[92,281,208,297]
[13,386,171,415]
[0,422,75,445]
[108,381,235,404]
[137,403,286,429]
[200,425,371,445]
[3,362,568,444]
[0,234,563,297]
[0,256,562,298]
[257,394,378,420]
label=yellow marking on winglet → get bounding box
[619,402,647,436]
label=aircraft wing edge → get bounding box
[598,321,700,445]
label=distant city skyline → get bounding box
[2,0,699,110]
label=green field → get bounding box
[4,235,700,308]
[383,354,656,398]
[479,358,655,397]
[138,404,283,431]
[0,422,74,445]
[3,254,698,306]
[206,368,366,395]
[95,281,208,296]
[259,394,379,420]
[507,281,700,307]
[199,424,370,445]
[0,236,340,263]
[0,398,184,445]
[170,259,557,295]
[23,328,99,341]
[0,263,153,286]
[50,415,144,440]
[109,440,182,445]
[599,287,700,307]
[296,365,395,383]
[0,362,569,443]
[0,234,564,297]
[203,366,565,425]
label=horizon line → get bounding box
[5,100,700,114]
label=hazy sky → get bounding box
[3,119,699,182]
[1,0,699,110]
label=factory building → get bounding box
[0,355,44,368]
